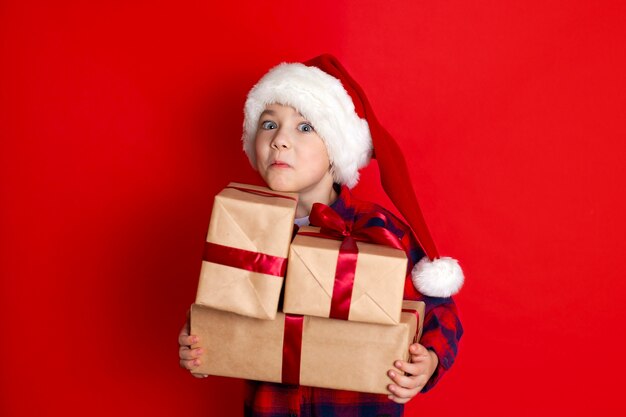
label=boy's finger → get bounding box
[177,326,188,343]
[387,369,420,390]
[191,373,209,379]
[409,343,429,359]
[387,393,411,404]
[387,383,419,400]
[394,360,428,379]
[179,346,203,361]
[179,358,202,370]
[393,360,418,373]
[178,333,199,347]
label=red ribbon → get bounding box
[298,203,406,320]
[402,307,422,342]
[203,242,287,277]
[281,314,304,385]
[402,307,421,322]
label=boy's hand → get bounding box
[386,343,438,404]
[178,311,208,378]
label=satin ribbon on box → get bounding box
[203,242,287,277]
[297,203,406,321]
[203,185,297,277]
[402,306,422,343]
[281,314,304,385]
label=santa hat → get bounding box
[242,54,463,298]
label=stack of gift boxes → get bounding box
[190,183,425,394]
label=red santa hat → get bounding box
[242,54,464,298]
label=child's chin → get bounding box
[264,177,296,193]
[266,183,296,193]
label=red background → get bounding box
[2,1,625,416]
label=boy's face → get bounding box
[254,103,333,194]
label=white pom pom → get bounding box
[412,256,464,298]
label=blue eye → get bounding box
[298,123,315,133]
[261,120,277,130]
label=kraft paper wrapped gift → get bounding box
[283,225,408,325]
[189,300,425,394]
[195,182,298,320]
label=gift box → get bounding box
[195,183,298,320]
[283,225,408,325]
[189,300,425,394]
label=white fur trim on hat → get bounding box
[411,256,464,298]
[242,62,373,188]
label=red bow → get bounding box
[308,203,405,250]
[298,203,406,320]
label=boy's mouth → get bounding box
[270,160,291,168]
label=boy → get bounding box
[179,54,464,417]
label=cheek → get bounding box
[297,134,325,155]
[254,137,266,165]
[307,142,331,170]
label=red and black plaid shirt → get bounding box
[245,185,463,417]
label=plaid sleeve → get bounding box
[417,296,463,393]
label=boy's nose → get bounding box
[270,129,291,149]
